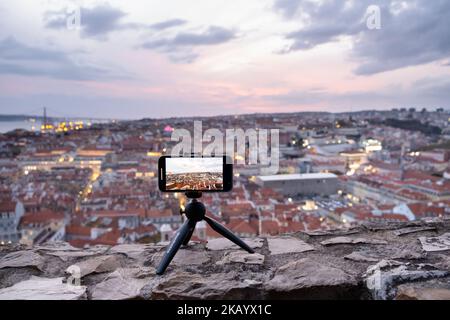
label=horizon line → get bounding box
[1,107,449,123]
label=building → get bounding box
[340,151,368,174]
[0,201,25,244]
[255,173,339,197]
[19,210,66,246]
[361,139,383,153]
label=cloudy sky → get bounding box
[0,0,449,119]
[167,157,222,174]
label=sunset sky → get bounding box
[0,0,449,119]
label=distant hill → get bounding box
[0,114,43,122]
[0,114,106,122]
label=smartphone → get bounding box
[158,155,233,192]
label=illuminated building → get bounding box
[362,139,383,153]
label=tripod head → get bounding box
[184,191,202,199]
[182,191,205,222]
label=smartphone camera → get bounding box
[158,155,233,192]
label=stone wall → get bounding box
[1,218,450,300]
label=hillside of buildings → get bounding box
[1,109,449,250]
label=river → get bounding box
[0,120,41,133]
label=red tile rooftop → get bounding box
[66,224,92,237]
[407,203,447,218]
[0,200,17,212]
[381,183,402,191]
[92,210,141,218]
[337,205,373,215]
[253,199,273,206]
[377,204,396,211]
[226,219,258,236]
[274,204,300,216]
[67,239,93,248]
[396,189,431,201]
[280,221,305,233]
[302,215,323,230]
[354,170,450,196]
[276,211,297,219]
[260,220,280,236]
[260,210,274,219]
[68,230,121,247]
[274,204,299,211]
[403,170,440,181]
[144,209,173,218]
[20,211,64,225]
[94,230,121,245]
[222,202,254,210]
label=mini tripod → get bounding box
[156,191,255,275]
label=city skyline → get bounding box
[0,0,450,119]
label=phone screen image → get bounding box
[165,157,224,191]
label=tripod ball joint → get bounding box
[184,199,205,221]
[156,192,255,275]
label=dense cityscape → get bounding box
[1,108,449,248]
[166,172,223,191]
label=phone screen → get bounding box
[165,157,224,191]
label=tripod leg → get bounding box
[156,219,193,275]
[204,216,255,253]
[183,222,196,246]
